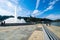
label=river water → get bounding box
[51,22,60,26]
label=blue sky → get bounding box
[0,0,60,20]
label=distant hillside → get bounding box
[0,15,14,22]
[18,16,53,22]
[53,19,60,22]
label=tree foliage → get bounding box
[0,15,14,22]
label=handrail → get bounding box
[42,25,60,40]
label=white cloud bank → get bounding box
[0,0,31,17]
[0,0,23,16]
[0,0,15,16]
[46,14,60,20]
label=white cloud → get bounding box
[9,0,19,5]
[32,0,59,17]
[42,0,59,13]
[32,0,40,17]
[0,0,23,16]
[0,0,14,15]
[46,14,60,20]
[35,0,59,16]
[49,0,59,5]
[0,8,13,16]
[32,10,41,17]
[45,5,53,11]
[7,2,13,7]
[35,0,40,9]
[33,10,39,14]
[18,8,31,17]
[0,0,31,17]
[41,5,53,14]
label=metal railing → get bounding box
[42,25,60,40]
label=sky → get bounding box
[0,0,60,20]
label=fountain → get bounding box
[5,6,26,23]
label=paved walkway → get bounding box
[0,25,37,40]
[28,24,44,40]
[0,24,44,40]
